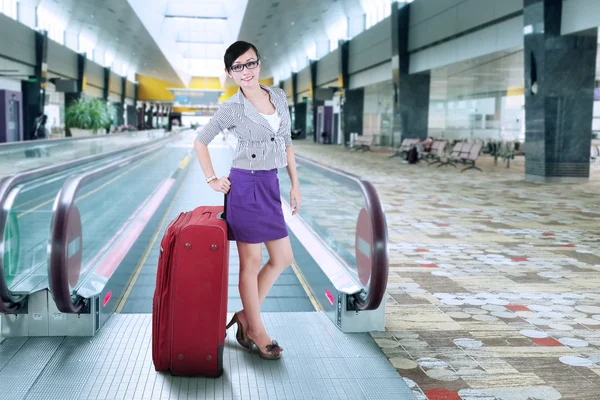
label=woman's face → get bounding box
[227,48,261,89]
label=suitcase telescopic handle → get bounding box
[219,193,227,220]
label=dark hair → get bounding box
[224,41,261,70]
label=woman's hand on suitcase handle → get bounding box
[210,176,231,194]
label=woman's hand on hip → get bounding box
[210,176,231,194]
[290,185,301,215]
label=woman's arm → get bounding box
[278,87,302,214]
[285,146,300,187]
[194,139,217,180]
[194,139,231,194]
[193,106,231,193]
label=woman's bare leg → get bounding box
[257,236,294,302]
[236,237,293,348]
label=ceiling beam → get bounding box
[165,15,227,20]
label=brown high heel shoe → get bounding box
[226,312,249,349]
[246,333,282,360]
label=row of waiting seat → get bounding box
[426,141,484,172]
[349,135,600,171]
[390,139,483,172]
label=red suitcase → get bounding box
[152,205,229,377]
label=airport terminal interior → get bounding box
[1,0,600,399]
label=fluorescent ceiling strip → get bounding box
[165,15,227,20]
[176,40,224,44]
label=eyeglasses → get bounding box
[229,60,260,73]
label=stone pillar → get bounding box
[391,2,430,147]
[338,39,364,146]
[103,67,110,101]
[339,40,350,91]
[132,83,139,128]
[65,53,86,108]
[309,60,319,142]
[21,30,48,140]
[117,76,126,126]
[523,0,597,183]
[344,88,364,144]
[63,53,86,137]
[291,72,298,107]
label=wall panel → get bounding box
[408,0,522,51]
[47,40,77,79]
[316,48,339,86]
[349,17,391,74]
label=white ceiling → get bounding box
[22,0,186,85]
[237,0,371,83]
[127,0,248,84]
[31,0,590,98]
[128,0,377,85]
[25,0,399,86]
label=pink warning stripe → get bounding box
[325,289,335,305]
[95,178,175,278]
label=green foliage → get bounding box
[65,97,114,134]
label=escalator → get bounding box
[0,132,411,400]
[40,131,388,335]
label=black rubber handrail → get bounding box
[0,130,172,313]
[48,135,180,313]
[294,154,389,311]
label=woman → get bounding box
[194,41,301,360]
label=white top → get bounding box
[260,111,281,133]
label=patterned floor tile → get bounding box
[293,141,600,400]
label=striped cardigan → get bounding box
[195,84,292,171]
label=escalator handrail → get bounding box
[294,154,389,311]
[0,130,172,313]
[0,129,163,150]
[48,134,181,313]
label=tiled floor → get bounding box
[0,313,414,400]
[292,141,600,400]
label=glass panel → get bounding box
[1,144,161,296]
[71,144,190,293]
[3,186,53,295]
[278,159,369,290]
[0,130,167,177]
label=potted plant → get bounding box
[65,97,113,136]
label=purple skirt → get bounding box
[226,168,289,244]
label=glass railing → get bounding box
[0,129,168,178]
[0,130,179,313]
[278,154,388,311]
[48,135,190,313]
